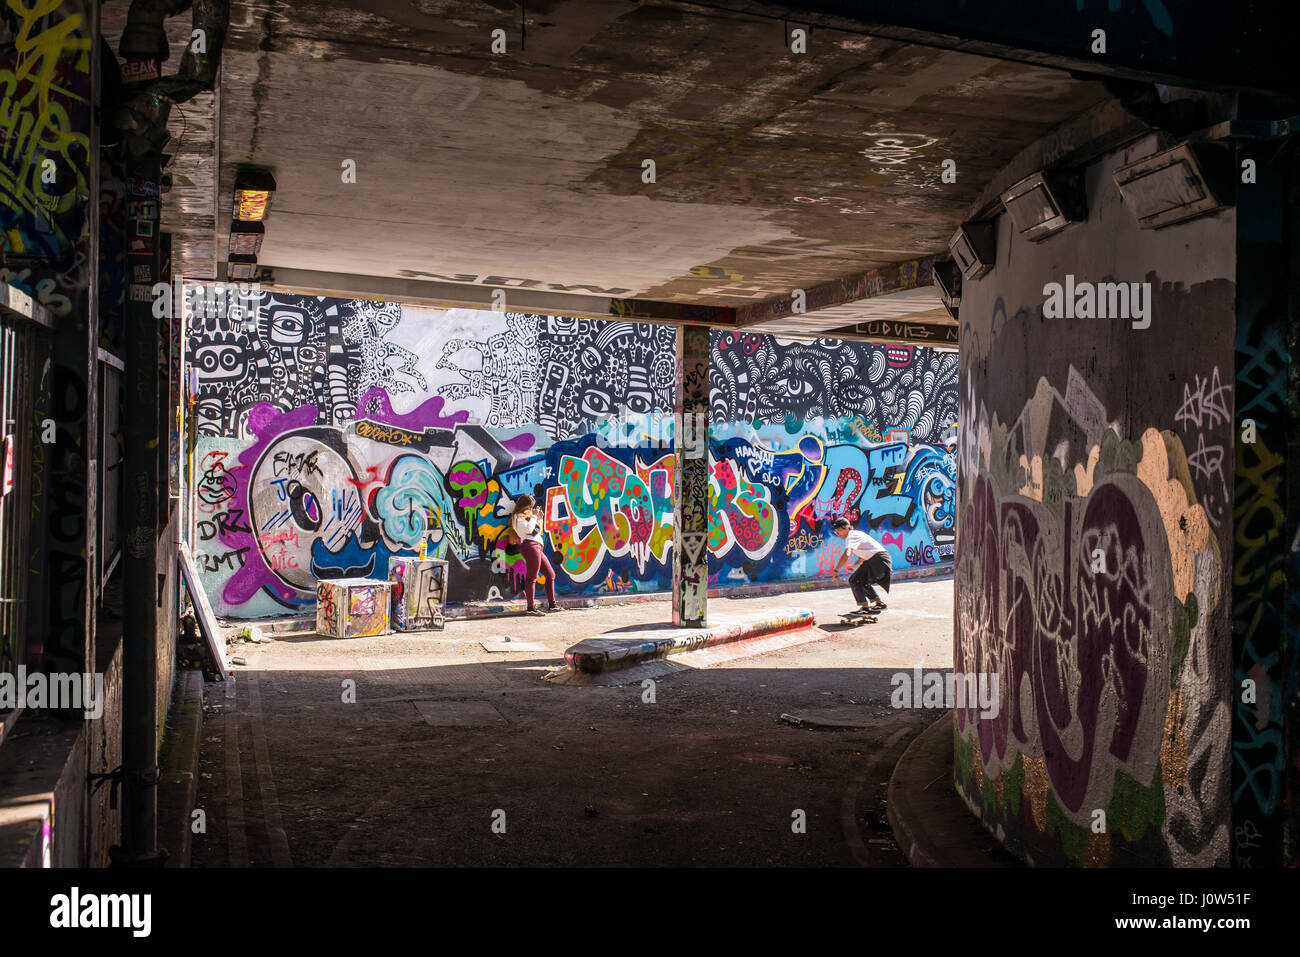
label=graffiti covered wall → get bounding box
[187,295,957,618]
[1230,143,1299,869]
[1,0,95,677]
[709,333,956,586]
[0,0,92,271]
[955,135,1236,866]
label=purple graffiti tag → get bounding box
[221,402,320,607]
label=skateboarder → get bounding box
[830,517,891,615]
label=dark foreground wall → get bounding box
[955,134,1236,866]
[186,303,956,617]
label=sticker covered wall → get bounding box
[187,293,957,617]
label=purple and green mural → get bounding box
[186,293,957,617]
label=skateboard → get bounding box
[840,609,879,626]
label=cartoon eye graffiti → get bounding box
[626,391,653,414]
[581,390,612,416]
[286,480,322,531]
[195,397,226,426]
[776,374,814,397]
[267,308,309,344]
[193,343,245,380]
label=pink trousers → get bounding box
[520,540,556,609]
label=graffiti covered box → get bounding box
[316,578,391,638]
[388,558,448,632]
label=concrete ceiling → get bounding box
[758,284,951,336]
[159,0,1112,334]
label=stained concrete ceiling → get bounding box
[155,0,1114,335]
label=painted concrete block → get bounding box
[316,578,390,638]
[388,558,448,632]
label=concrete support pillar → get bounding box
[120,150,161,862]
[672,324,709,627]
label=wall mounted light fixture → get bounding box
[948,222,996,280]
[932,258,962,319]
[1112,142,1232,229]
[233,168,276,222]
[1000,169,1086,242]
[226,255,258,281]
[228,220,264,257]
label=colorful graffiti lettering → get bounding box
[710,428,956,582]
[189,296,959,618]
[708,456,778,562]
[955,343,1230,867]
[545,446,674,582]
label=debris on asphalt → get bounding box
[239,624,272,643]
[778,707,876,730]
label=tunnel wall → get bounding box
[954,134,1236,866]
[187,304,956,617]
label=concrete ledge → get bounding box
[0,715,85,868]
[157,668,204,868]
[564,607,816,674]
[222,590,672,634]
[887,711,1021,868]
[219,564,952,634]
[709,563,952,600]
[447,590,668,620]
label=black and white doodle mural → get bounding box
[710,334,958,444]
[190,292,425,436]
[537,317,677,436]
[436,311,541,429]
[344,299,426,404]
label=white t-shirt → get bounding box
[511,511,544,543]
[843,530,888,562]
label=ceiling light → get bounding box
[948,221,996,280]
[1112,143,1232,229]
[233,168,276,222]
[1000,169,1086,242]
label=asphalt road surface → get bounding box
[191,576,955,867]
